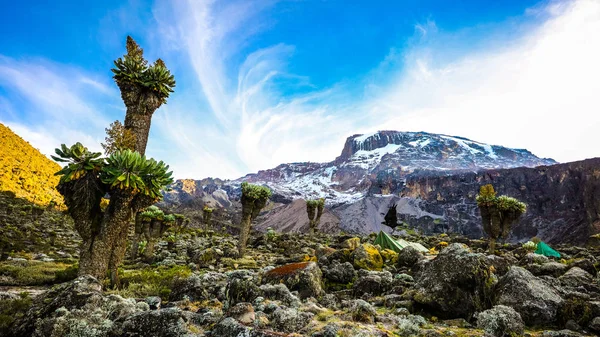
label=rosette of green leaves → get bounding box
[476,184,497,207]
[496,195,527,214]
[52,143,104,184]
[163,214,176,225]
[112,48,175,103]
[101,149,173,198]
[240,182,272,200]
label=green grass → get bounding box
[108,265,192,299]
[0,260,76,286]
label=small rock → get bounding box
[145,296,161,310]
[477,305,524,337]
[227,302,255,324]
[352,243,384,271]
[348,299,377,323]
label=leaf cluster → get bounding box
[111,37,175,103]
[241,182,272,201]
[476,184,526,215]
[51,143,103,184]
[53,144,173,200]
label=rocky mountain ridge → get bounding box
[155,130,600,245]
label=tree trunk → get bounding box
[237,214,252,258]
[489,238,496,254]
[78,192,133,281]
[124,109,153,156]
[130,213,144,260]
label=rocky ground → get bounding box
[1,225,600,336]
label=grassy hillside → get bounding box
[0,123,63,206]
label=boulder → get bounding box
[476,305,524,337]
[270,307,314,333]
[559,267,593,288]
[396,246,425,269]
[227,302,255,324]
[348,299,377,323]
[115,307,204,337]
[340,237,361,250]
[259,284,301,307]
[527,262,568,277]
[322,261,356,285]
[262,262,323,299]
[210,317,250,337]
[225,270,261,308]
[9,275,104,337]
[352,270,393,296]
[589,316,600,333]
[351,243,384,271]
[571,259,597,276]
[169,272,228,302]
[413,243,495,319]
[495,266,564,326]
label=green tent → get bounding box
[374,231,404,253]
[535,241,561,258]
[374,231,429,254]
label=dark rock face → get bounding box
[402,158,600,244]
[413,243,495,319]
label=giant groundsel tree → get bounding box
[53,145,173,283]
[238,182,272,257]
[476,184,526,254]
[53,36,175,286]
[306,198,325,236]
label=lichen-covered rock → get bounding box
[352,270,393,296]
[9,275,104,337]
[589,316,600,333]
[412,243,495,319]
[227,302,255,324]
[541,330,584,337]
[571,259,597,276]
[225,270,260,308]
[259,283,301,307]
[559,267,593,288]
[262,262,323,299]
[520,253,549,265]
[380,249,398,264]
[169,272,227,302]
[210,317,251,337]
[526,262,568,278]
[495,266,564,326]
[311,323,339,337]
[114,307,204,337]
[348,299,377,323]
[486,255,512,276]
[396,314,427,336]
[396,246,425,269]
[352,243,383,271]
[476,305,525,337]
[340,237,361,250]
[322,261,356,285]
[270,307,314,333]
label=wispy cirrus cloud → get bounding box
[150,0,599,179]
[0,56,121,155]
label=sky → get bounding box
[0,0,599,179]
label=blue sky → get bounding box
[0,0,599,179]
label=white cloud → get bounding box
[153,0,600,179]
[367,0,600,163]
[0,57,117,160]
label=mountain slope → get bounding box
[235,131,556,205]
[0,123,63,206]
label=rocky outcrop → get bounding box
[401,158,600,244]
[412,243,495,319]
[495,266,564,326]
